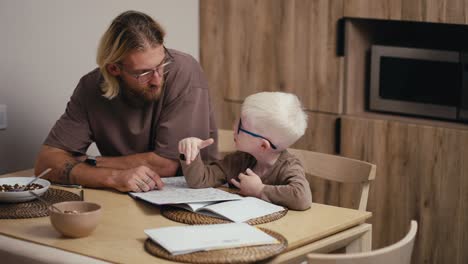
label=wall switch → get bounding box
[0,104,7,130]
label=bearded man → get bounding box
[35,11,218,192]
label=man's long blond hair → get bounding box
[96,11,166,99]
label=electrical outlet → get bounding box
[0,104,7,130]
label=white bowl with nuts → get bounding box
[0,177,50,203]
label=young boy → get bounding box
[178,92,312,210]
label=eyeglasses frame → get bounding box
[118,46,174,84]
[237,118,277,149]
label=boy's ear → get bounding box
[106,63,121,76]
[260,140,270,151]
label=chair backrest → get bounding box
[287,148,376,211]
[307,220,418,264]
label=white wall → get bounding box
[0,0,199,174]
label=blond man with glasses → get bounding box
[35,11,218,193]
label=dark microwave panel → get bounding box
[369,45,466,122]
[379,56,460,106]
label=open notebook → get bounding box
[173,196,285,223]
[145,223,279,255]
[129,176,242,204]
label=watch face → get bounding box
[85,157,97,166]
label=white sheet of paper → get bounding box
[145,223,279,255]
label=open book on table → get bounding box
[173,196,285,223]
[145,223,279,255]
[129,176,242,204]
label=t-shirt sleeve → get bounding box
[179,154,227,188]
[43,78,92,154]
[180,151,251,188]
[259,160,312,211]
[154,56,217,161]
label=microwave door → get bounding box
[459,86,468,121]
[459,51,468,122]
[460,106,468,121]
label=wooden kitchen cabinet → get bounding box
[344,0,468,24]
[200,0,344,114]
[200,1,468,263]
[340,116,468,264]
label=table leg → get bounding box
[345,223,372,253]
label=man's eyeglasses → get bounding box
[237,118,277,149]
[119,46,174,84]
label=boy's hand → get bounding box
[230,168,265,198]
[178,137,214,165]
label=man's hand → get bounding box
[111,166,164,192]
[230,168,265,198]
[178,137,214,165]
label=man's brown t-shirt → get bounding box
[44,49,218,161]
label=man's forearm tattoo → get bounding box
[62,161,80,184]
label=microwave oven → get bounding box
[369,45,468,122]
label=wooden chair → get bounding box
[307,220,418,264]
[287,148,376,211]
[283,149,377,260]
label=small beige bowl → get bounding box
[49,201,102,238]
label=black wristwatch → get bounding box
[84,156,97,166]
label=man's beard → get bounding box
[120,79,165,104]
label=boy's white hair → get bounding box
[241,92,308,150]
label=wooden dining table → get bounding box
[0,169,372,264]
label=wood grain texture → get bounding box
[200,0,227,126]
[344,0,402,20]
[340,116,468,264]
[342,20,374,116]
[292,113,367,211]
[288,148,376,211]
[200,0,344,113]
[344,0,468,24]
[291,111,338,154]
[201,2,468,263]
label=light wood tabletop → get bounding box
[0,169,372,263]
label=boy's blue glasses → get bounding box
[237,118,277,149]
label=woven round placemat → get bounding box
[0,188,81,219]
[161,205,288,225]
[144,227,288,264]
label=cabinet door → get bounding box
[340,116,468,264]
[200,0,344,114]
[344,0,468,24]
